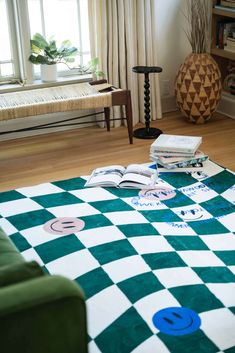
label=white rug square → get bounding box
[177,250,225,267]
[102,255,151,283]
[153,267,203,288]
[46,249,100,279]
[200,308,235,350]
[87,285,131,338]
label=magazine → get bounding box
[157,162,205,172]
[156,150,207,165]
[85,164,157,188]
[150,151,208,170]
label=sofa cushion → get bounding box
[0,261,45,287]
[0,227,24,267]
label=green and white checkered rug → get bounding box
[0,161,235,353]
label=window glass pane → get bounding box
[0,0,12,62]
[1,63,14,77]
[28,0,43,36]
[43,0,79,46]
[80,0,90,53]
[83,53,91,66]
[27,0,90,76]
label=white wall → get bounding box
[155,0,191,112]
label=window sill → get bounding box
[0,74,92,94]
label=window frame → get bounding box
[0,0,20,81]
[0,0,91,87]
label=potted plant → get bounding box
[29,33,78,82]
[29,33,103,82]
[175,0,222,124]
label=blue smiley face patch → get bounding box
[152,307,201,336]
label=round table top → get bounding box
[132,66,162,74]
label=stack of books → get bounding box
[220,0,235,9]
[150,134,208,172]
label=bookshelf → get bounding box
[211,0,235,90]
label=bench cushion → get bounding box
[0,82,113,120]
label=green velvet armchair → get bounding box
[0,227,88,353]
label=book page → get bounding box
[120,164,156,187]
[85,165,125,187]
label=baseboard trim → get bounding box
[161,95,177,113]
[217,91,235,119]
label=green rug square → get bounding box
[224,346,235,353]
[229,307,235,315]
[170,284,224,313]
[105,187,139,198]
[143,252,186,270]
[10,232,31,252]
[95,307,152,353]
[163,191,195,208]
[140,209,182,223]
[90,198,134,213]
[89,239,137,265]
[35,234,85,263]
[7,209,53,231]
[193,267,235,283]
[75,267,113,299]
[160,172,197,188]
[158,329,219,353]
[80,214,112,230]
[214,251,235,266]
[117,272,164,303]
[203,170,235,194]
[188,218,229,235]
[200,196,234,218]
[32,192,83,208]
[53,177,86,191]
[166,236,209,251]
[117,223,159,237]
[0,190,25,203]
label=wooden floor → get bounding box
[0,110,235,192]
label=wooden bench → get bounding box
[0,80,133,144]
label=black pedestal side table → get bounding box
[132,66,163,139]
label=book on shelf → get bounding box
[214,4,235,12]
[150,151,208,170]
[216,21,235,49]
[150,134,202,154]
[220,0,235,8]
[226,36,235,52]
[85,164,157,189]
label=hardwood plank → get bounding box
[0,111,234,192]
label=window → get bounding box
[0,0,90,84]
[0,0,19,80]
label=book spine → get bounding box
[220,0,235,8]
[164,156,208,169]
[214,5,235,12]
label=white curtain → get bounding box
[88,0,162,127]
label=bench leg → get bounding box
[125,91,133,144]
[104,107,110,132]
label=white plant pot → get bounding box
[40,64,57,82]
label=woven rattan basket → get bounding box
[175,53,222,124]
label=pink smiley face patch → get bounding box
[139,187,176,201]
[43,217,85,235]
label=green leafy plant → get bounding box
[29,33,78,65]
[29,33,104,77]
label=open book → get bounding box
[85,164,157,188]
